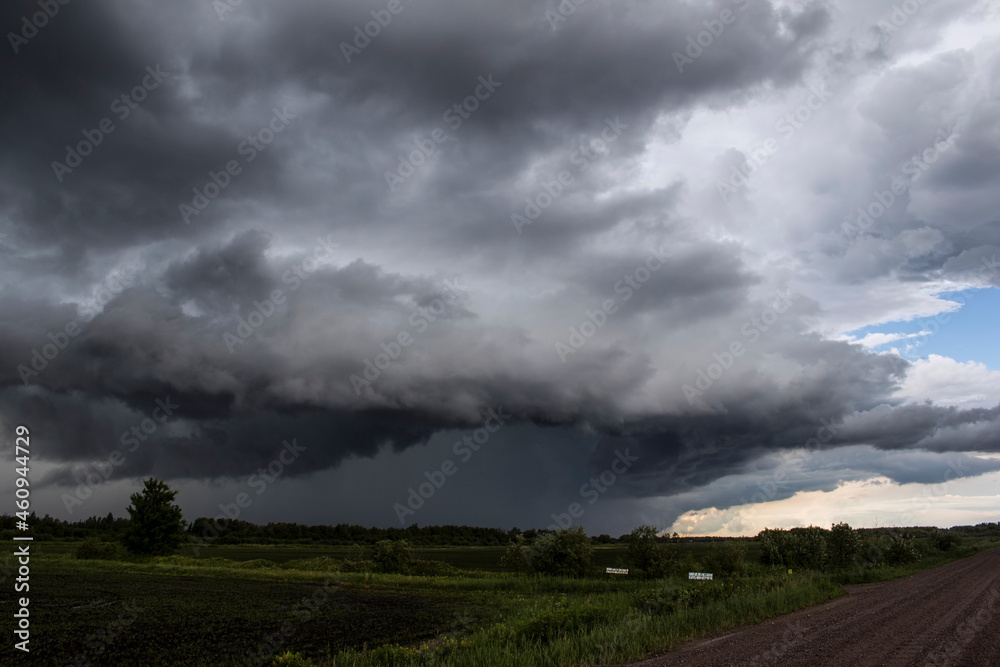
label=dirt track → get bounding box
[629,547,1000,667]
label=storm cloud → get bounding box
[1,0,998,532]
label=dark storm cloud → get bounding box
[2,0,998,529]
[0,0,832,251]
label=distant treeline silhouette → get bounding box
[1,513,997,547]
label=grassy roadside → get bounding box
[8,537,998,666]
[831,540,999,585]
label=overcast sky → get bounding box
[1,0,998,537]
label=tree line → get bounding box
[1,477,996,562]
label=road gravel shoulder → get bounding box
[626,547,1000,667]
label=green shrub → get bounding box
[884,534,920,565]
[794,526,829,570]
[338,559,372,573]
[757,527,828,570]
[828,522,862,569]
[706,539,748,576]
[626,525,677,578]
[517,606,609,642]
[74,539,120,560]
[637,580,741,616]
[527,527,592,578]
[758,528,787,567]
[407,559,462,576]
[281,557,341,571]
[271,651,316,666]
[369,540,412,574]
[500,533,530,575]
[933,530,963,551]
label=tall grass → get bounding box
[324,570,842,666]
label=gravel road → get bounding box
[628,547,1000,667]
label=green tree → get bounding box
[795,526,829,570]
[932,529,962,552]
[757,528,787,566]
[883,533,920,565]
[626,525,675,578]
[122,477,185,556]
[707,539,749,576]
[500,533,530,574]
[527,527,593,577]
[370,539,412,573]
[828,522,862,569]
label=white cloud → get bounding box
[841,330,931,348]
[897,354,1000,408]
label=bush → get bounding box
[794,526,829,571]
[74,539,120,560]
[517,606,609,642]
[281,557,341,572]
[407,559,462,576]
[828,522,862,569]
[884,534,920,566]
[758,528,788,567]
[500,533,530,575]
[369,539,412,574]
[626,525,676,578]
[338,559,372,573]
[757,527,828,570]
[527,527,593,578]
[271,651,316,666]
[637,580,740,616]
[706,539,749,576]
[933,530,963,552]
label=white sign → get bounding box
[606,567,629,575]
[688,572,713,580]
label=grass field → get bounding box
[2,538,994,666]
[32,541,762,571]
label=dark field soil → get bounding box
[1,563,469,666]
